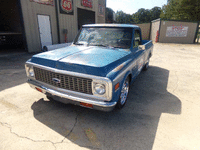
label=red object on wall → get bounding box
[81,0,92,8]
[61,0,73,12]
[65,34,68,43]
[155,30,159,42]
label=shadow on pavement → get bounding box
[31,66,181,150]
[0,52,34,91]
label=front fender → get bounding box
[111,71,132,103]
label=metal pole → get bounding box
[55,0,61,44]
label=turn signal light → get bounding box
[35,87,43,93]
[80,102,93,108]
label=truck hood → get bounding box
[31,45,131,77]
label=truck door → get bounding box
[133,29,145,73]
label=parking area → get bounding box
[0,43,200,150]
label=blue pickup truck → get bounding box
[25,24,153,111]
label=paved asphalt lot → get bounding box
[0,43,200,150]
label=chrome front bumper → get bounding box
[27,79,116,112]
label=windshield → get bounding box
[74,27,133,49]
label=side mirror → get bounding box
[139,45,145,50]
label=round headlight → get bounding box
[94,84,106,95]
[29,67,34,77]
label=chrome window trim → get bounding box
[26,62,113,101]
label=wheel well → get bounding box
[128,74,132,83]
[149,52,152,58]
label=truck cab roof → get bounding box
[83,24,140,29]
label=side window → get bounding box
[134,30,141,48]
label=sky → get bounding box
[106,0,168,14]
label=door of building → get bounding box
[37,15,52,49]
[77,8,95,30]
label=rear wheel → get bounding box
[116,77,130,109]
[143,58,150,71]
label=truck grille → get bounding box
[33,67,93,95]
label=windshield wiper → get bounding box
[74,42,84,45]
[88,43,124,49]
[89,43,109,47]
[112,46,123,49]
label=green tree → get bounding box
[134,8,151,23]
[115,7,162,24]
[115,11,134,24]
[125,14,135,23]
[160,0,200,21]
[150,7,162,21]
[133,7,161,23]
[115,11,125,23]
[106,7,114,23]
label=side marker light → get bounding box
[115,83,120,91]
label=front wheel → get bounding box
[116,77,130,109]
[46,95,54,101]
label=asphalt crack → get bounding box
[0,112,80,150]
[0,122,57,150]
[54,112,80,145]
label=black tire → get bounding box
[143,58,150,71]
[46,95,54,101]
[116,77,130,109]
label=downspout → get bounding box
[105,0,106,23]
[158,19,162,42]
[193,22,199,43]
[55,0,61,43]
[149,21,152,40]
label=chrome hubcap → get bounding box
[120,80,129,105]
